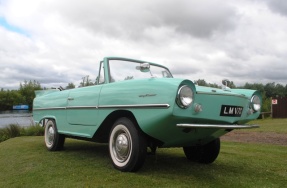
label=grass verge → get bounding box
[243,118,287,134]
[0,137,286,187]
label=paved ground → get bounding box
[222,131,287,146]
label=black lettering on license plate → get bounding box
[220,105,243,117]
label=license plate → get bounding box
[220,105,243,117]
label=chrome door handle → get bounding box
[67,97,74,101]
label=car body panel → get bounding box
[67,85,102,125]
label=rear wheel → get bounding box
[183,138,220,164]
[44,120,65,151]
[109,117,147,172]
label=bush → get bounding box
[0,124,44,143]
[0,124,21,142]
[21,124,45,136]
[6,124,21,137]
[0,129,9,142]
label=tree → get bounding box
[228,81,236,89]
[241,83,265,94]
[264,82,276,98]
[195,79,207,86]
[0,90,25,111]
[194,79,220,88]
[275,83,286,97]
[19,80,42,110]
[66,83,75,89]
[80,75,95,87]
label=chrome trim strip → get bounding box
[196,91,247,99]
[33,104,170,111]
[66,106,98,110]
[33,107,66,111]
[98,104,170,109]
[176,124,259,129]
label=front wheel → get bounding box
[44,120,65,151]
[183,138,220,164]
[109,117,147,172]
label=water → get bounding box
[0,110,34,128]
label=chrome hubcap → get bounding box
[47,126,55,145]
[113,132,130,162]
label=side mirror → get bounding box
[136,63,150,72]
[222,79,231,90]
[222,79,230,86]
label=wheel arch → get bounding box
[92,110,141,143]
[38,116,58,128]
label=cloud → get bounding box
[0,0,287,90]
[265,0,287,17]
[50,0,238,39]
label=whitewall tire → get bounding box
[109,117,147,172]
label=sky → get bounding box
[0,0,287,90]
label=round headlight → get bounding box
[177,85,194,109]
[251,95,261,112]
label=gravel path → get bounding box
[222,131,287,146]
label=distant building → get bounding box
[272,97,287,118]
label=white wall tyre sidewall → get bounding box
[45,120,56,150]
[109,124,132,168]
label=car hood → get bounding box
[195,85,254,99]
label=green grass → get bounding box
[0,119,286,187]
[246,118,287,134]
[0,137,286,187]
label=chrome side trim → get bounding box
[33,107,66,111]
[66,106,98,110]
[98,104,170,109]
[196,91,247,99]
[33,104,170,111]
[176,124,259,129]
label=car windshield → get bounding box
[108,59,173,83]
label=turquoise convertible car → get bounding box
[33,57,261,172]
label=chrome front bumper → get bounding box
[176,124,259,129]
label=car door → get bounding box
[66,85,102,126]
